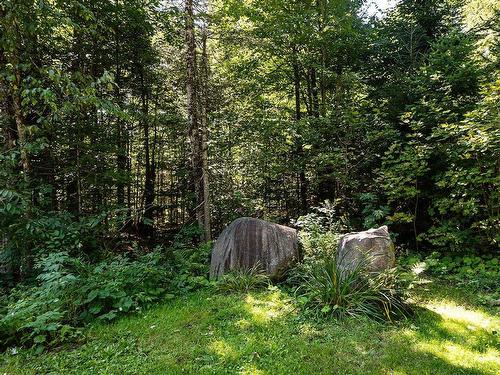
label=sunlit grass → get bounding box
[407,298,500,374]
[1,280,499,374]
[426,300,498,330]
[244,289,293,324]
[209,340,238,360]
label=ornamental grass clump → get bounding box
[296,251,409,322]
[215,264,270,294]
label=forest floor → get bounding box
[1,277,499,375]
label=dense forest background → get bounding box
[1,0,498,286]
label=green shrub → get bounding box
[285,226,339,288]
[0,209,111,285]
[76,251,168,323]
[0,252,82,351]
[0,250,168,351]
[167,227,212,293]
[215,264,270,294]
[421,252,499,292]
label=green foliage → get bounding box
[2,285,499,375]
[76,252,168,323]
[1,0,498,363]
[168,242,212,293]
[166,226,212,293]
[0,252,83,350]
[289,221,409,322]
[420,252,500,292]
[358,193,390,229]
[294,252,408,322]
[0,209,110,283]
[293,202,345,273]
[0,251,168,351]
[374,11,497,251]
[295,228,339,279]
[215,264,270,294]
[427,77,500,250]
[295,200,348,233]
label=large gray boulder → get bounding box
[210,217,299,280]
[337,226,395,273]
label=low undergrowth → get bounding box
[1,279,498,375]
[0,232,212,352]
[215,265,270,294]
[0,251,169,352]
[290,216,411,323]
[294,256,409,322]
[402,252,500,305]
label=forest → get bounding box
[0,0,499,373]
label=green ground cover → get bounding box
[1,279,498,375]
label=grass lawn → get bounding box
[1,279,499,375]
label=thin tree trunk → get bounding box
[318,0,327,117]
[310,67,319,118]
[114,24,126,207]
[0,40,18,284]
[0,49,16,153]
[185,0,204,234]
[0,8,30,178]
[292,45,308,213]
[126,127,132,212]
[12,71,31,177]
[200,30,212,241]
[305,68,313,117]
[141,67,155,234]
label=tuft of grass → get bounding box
[215,264,270,294]
[295,252,409,322]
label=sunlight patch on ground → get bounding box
[417,340,500,373]
[244,290,293,324]
[208,340,238,360]
[298,322,327,341]
[239,364,266,375]
[235,318,252,330]
[425,299,499,330]
[400,298,500,374]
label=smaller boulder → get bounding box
[337,226,395,273]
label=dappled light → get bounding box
[393,297,500,374]
[2,286,500,374]
[208,340,238,361]
[425,301,498,331]
[244,290,294,324]
[239,364,266,375]
[1,0,498,373]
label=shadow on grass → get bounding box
[192,288,498,374]
[1,285,498,375]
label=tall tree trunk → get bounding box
[310,67,320,118]
[200,30,211,241]
[0,47,16,153]
[306,68,313,117]
[318,0,327,117]
[66,144,81,215]
[0,39,18,284]
[114,23,126,207]
[141,67,155,234]
[0,8,30,178]
[12,69,31,178]
[185,0,204,235]
[292,46,308,213]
